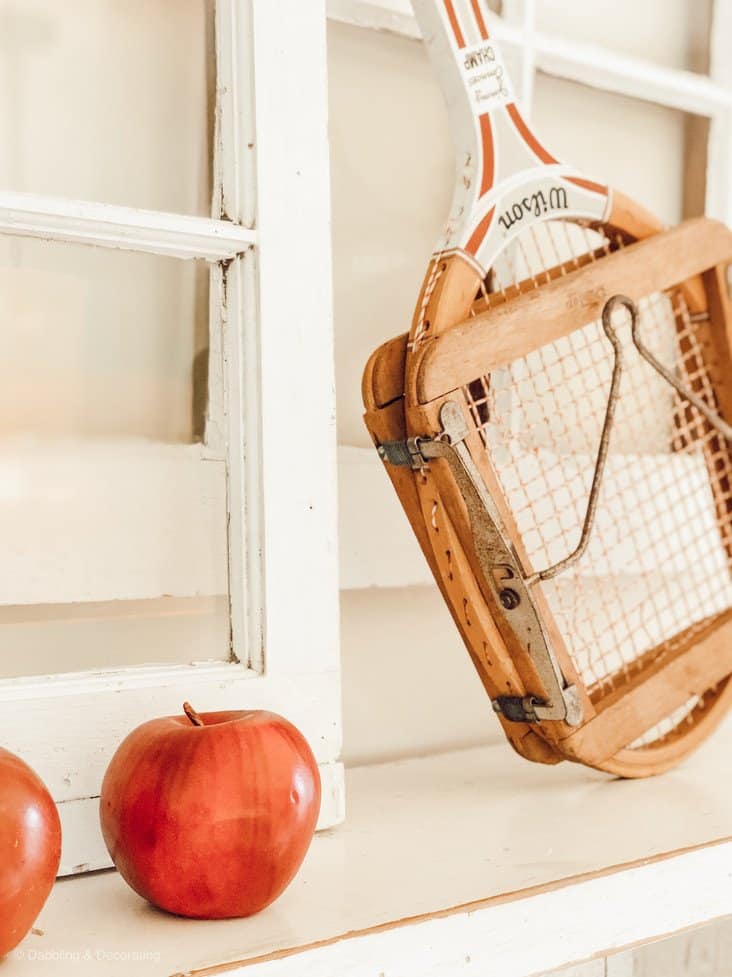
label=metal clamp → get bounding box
[378,401,582,726]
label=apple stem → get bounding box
[183,701,204,727]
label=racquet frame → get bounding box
[363,0,732,775]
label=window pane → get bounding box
[535,0,711,72]
[0,598,230,676]
[0,223,229,673]
[0,431,230,670]
[0,237,209,442]
[0,0,213,214]
[533,73,706,226]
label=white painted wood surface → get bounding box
[620,924,732,977]
[0,191,255,261]
[550,923,732,977]
[12,727,732,976]
[250,0,341,679]
[213,0,257,228]
[526,32,728,116]
[327,0,420,37]
[211,0,252,664]
[210,0,262,665]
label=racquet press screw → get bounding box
[500,589,520,610]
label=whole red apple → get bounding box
[100,704,321,919]
[0,749,62,957]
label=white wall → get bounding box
[340,587,502,766]
[328,19,452,449]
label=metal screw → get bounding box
[499,588,520,610]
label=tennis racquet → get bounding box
[363,0,732,776]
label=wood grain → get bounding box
[416,218,732,404]
[363,343,560,765]
[561,609,732,765]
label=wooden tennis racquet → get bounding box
[363,0,732,776]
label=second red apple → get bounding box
[100,704,320,919]
[0,749,62,957]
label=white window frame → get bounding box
[333,0,732,595]
[0,0,343,878]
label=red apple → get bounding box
[100,703,321,919]
[0,749,62,957]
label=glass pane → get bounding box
[0,0,213,214]
[533,73,706,226]
[0,598,230,676]
[0,235,228,674]
[0,236,209,442]
[535,0,712,72]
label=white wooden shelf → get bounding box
[12,720,732,977]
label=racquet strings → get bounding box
[459,220,732,747]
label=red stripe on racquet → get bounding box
[465,207,495,256]
[470,0,490,40]
[566,175,608,196]
[444,0,466,48]
[479,114,495,197]
[506,103,558,165]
